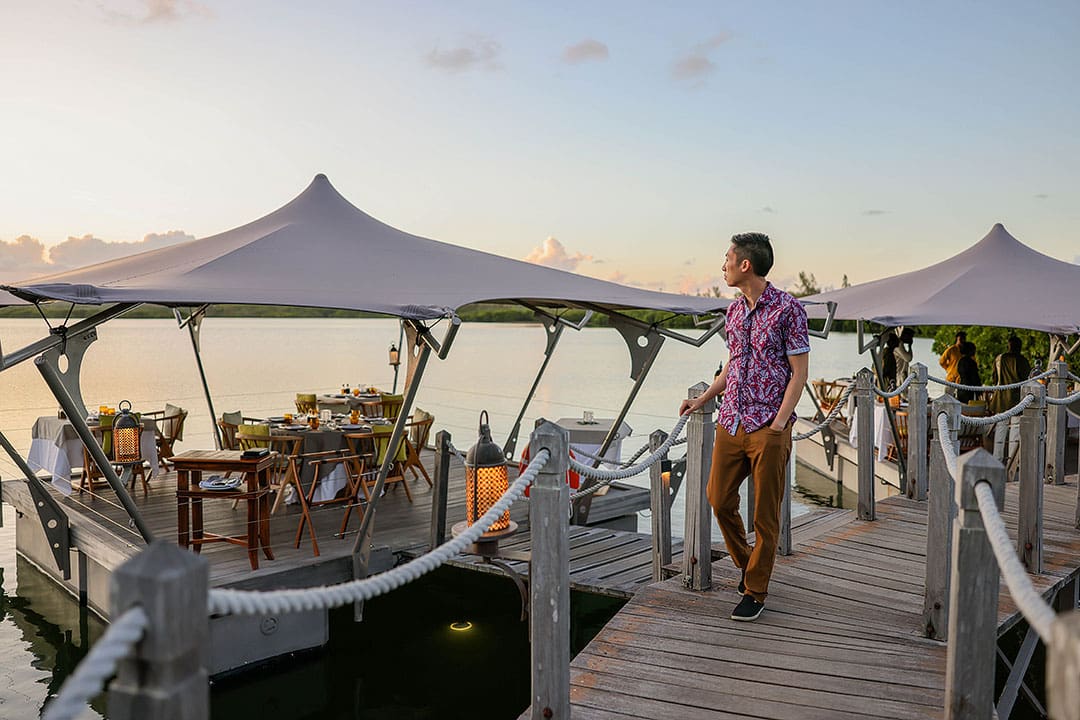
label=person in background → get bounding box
[988,336,1031,414]
[894,328,915,385]
[956,341,982,403]
[939,330,966,384]
[877,332,899,390]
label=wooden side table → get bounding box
[172,450,276,570]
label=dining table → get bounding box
[267,419,385,503]
[27,415,159,494]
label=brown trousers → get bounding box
[707,422,792,603]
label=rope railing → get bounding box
[567,415,689,500]
[41,606,149,720]
[1070,371,1080,384]
[793,382,856,441]
[974,482,1056,642]
[936,412,960,481]
[206,449,551,616]
[958,393,1036,427]
[928,369,1054,392]
[1046,388,1080,406]
[873,371,915,399]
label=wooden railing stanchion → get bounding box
[924,394,961,640]
[683,382,714,591]
[779,442,794,556]
[944,449,1005,720]
[109,542,210,720]
[1019,381,1046,573]
[908,363,929,501]
[855,367,876,520]
[1047,361,1068,486]
[429,430,451,549]
[528,421,570,720]
[649,429,671,582]
[1048,613,1080,720]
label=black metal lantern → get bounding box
[113,400,141,465]
[465,411,511,532]
[387,343,400,368]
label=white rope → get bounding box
[928,369,1054,392]
[1069,371,1080,384]
[1046,389,1080,406]
[959,393,1036,426]
[568,415,689,500]
[793,382,857,441]
[937,412,959,481]
[207,450,550,616]
[974,482,1056,643]
[873,372,915,399]
[42,607,149,720]
[568,444,623,467]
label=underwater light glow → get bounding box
[449,621,474,632]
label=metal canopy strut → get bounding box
[858,319,909,493]
[350,315,461,619]
[502,304,593,461]
[0,429,72,578]
[175,306,222,449]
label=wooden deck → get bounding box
[563,481,1080,719]
[2,447,652,610]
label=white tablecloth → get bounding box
[27,416,159,495]
[848,403,896,463]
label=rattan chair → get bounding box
[295,393,318,415]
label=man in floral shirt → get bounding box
[680,233,809,621]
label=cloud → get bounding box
[98,0,212,23]
[1034,193,1049,200]
[0,235,53,283]
[562,39,609,64]
[523,236,592,271]
[676,273,728,296]
[862,209,889,216]
[673,32,731,81]
[426,36,502,72]
[761,206,775,214]
[48,230,194,269]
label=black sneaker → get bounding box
[731,594,765,622]
[737,572,745,595]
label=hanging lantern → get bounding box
[112,400,141,465]
[465,411,511,533]
[388,343,401,368]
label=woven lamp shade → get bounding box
[465,411,511,533]
[113,401,141,465]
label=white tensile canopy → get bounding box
[805,223,1080,335]
[1,174,729,319]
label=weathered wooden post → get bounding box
[855,367,876,520]
[529,421,570,720]
[1047,361,1068,486]
[944,449,1005,720]
[429,430,452,549]
[649,429,671,582]
[683,382,714,591]
[108,541,209,720]
[744,474,755,535]
[779,443,794,556]
[924,394,961,640]
[1019,381,1046,573]
[1048,613,1080,720]
[907,362,929,501]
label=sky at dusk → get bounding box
[1,0,1077,294]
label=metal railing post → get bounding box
[429,430,451,549]
[944,450,1005,720]
[907,363,929,501]
[855,367,875,520]
[108,542,209,720]
[924,394,961,640]
[682,382,714,591]
[529,421,570,720]
[1047,361,1068,485]
[1019,381,1046,573]
[649,429,671,582]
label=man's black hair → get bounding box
[961,341,977,357]
[956,330,967,341]
[1008,335,1022,352]
[730,232,774,277]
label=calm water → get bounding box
[0,318,939,717]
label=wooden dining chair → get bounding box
[811,379,847,423]
[379,394,405,421]
[344,426,411,502]
[144,404,187,468]
[884,410,908,464]
[295,393,318,415]
[236,425,302,515]
[403,415,434,487]
[291,449,362,557]
[218,411,264,451]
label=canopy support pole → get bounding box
[573,318,665,525]
[502,304,593,461]
[578,303,725,348]
[175,307,221,449]
[35,356,154,543]
[868,340,908,493]
[0,303,140,372]
[0,429,71,579]
[351,315,460,620]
